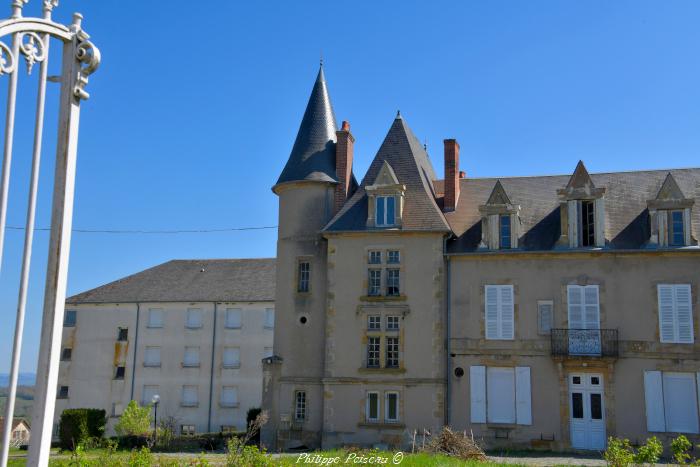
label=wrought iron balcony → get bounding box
[551,328,618,357]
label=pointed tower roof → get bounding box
[324,115,450,232]
[275,66,339,188]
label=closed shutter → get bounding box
[515,366,532,425]
[675,285,693,343]
[658,284,694,343]
[594,198,606,247]
[658,210,668,247]
[684,208,692,246]
[485,285,514,340]
[663,372,699,434]
[501,286,514,339]
[583,286,600,329]
[470,366,486,423]
[488,214,500,249]
[568,200,578,247]
[485,286,499,339]
[487,367,516,424]
[644,371,665,432]
[568,286,584,329]
[658,285,676,342]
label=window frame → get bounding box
[222,346,241,369]
[384,391,400,423]
[294,390,307,422]
[367,315,381,331]
[368,250,382,264]
[499,214,512,249]
[114,365,126,380]
[484,285,515,340]
[386,315,400,331]
[181,385,199,407]
[64,310,76,327]
[669,210,685,247]
[367,336,381,368]
[386,336,399,368]
[375,195,396,227]
[220,386,239,408]
[181,425,196,436]
[386,268,400,296]
[117,327,128,342]
[144,346,161,367]
[147,308,164,329]
[537,300,553,335]
[658,284,694,344]
[297,260,311,293]
[387,250,400,264]
[57,386,69,399]
[578,200,596,247]
[183,346,201,367]
[264,308,275,329]
[366,391,380,422]
[61,347,72,361]
[225,308,242,329]
[185,308,203,329]
[368,269,382,296]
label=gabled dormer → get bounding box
[647,173,695,247]
[478,181,521,249]
[365,161,406,228]
[557,161,606,248]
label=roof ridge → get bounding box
[445,166,700,182]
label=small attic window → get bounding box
[376,196,396,227]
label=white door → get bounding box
[569,373,606,450]
[568,285,601,355]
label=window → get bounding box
[375,196,396,226]
[367,337,380,368]
[366,391,379,422]
[537,301,553,335]
[386,269,400,296]
[186,308,202,329]
[181,425,195,436]
[114,366,125,380]
[181,385,198,407]
[264,308,275,329]
[183,346,200,367]
[221,386,238,407]
[57,386,69,399]
[485,285,514,340]
[385,392,399,422]
[658,284,693,344]
[499,215,511,249]
[387,250,400,264]
[117,328,128,341]
[225,308,242,329]
[368,250,382,264]
[368,269,381,296]
[295,391,307,422]
[469,366,532,425]
[61,348,72,361]
[386,337,399,368]
[368,315,381,330]
[142,385,159,406]
[264,347,273,358]
[669,210,685,246]
[220,425,236,433]
[147,308,163,328]
[223,347,240,368]
[578,200,595,247]
[297,261,310,293]
[64,310,76,327]
[111,403,122,417]
[386,316,400,331]
[144,346,161,367]
[644,371,700,434]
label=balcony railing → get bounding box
[551,328,618,357]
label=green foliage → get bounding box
[127,446,154,467]
[58,408,107,450]
[634,436,663,465]
[604,437,634,467]
[226,436,273,467]
[672,435,693,465]
[115,400,152,437]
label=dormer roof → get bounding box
[485,180,512,205]
[655,172,686,201]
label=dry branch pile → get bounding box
[421,427,487,461]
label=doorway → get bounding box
[569,373,605,450]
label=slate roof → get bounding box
[275,66,340,186]
[437,168,700,253]
[66,259,276,304]
[0,417,29,433]
[324,116,450,232]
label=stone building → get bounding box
[55,259,275,436]
[261,65,700,451]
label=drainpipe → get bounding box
[444,237,451,427]
[207,303,218,432]
[129,303,140,401]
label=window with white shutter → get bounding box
[470,366,531,425]
[223,347,240,368]
[264,308,275,329]
[220,386,238,407]
[567,285,599,329]
[487,367,516,423]
[643,370,700,434]
[658,284,694,344]
[186,308,202,329]
[147,308,163,328]
[470,366,486,423]
[225,308,242,329]
[183,346,200,367]
[485,285,514,340]
[181,385,198,407]
[144,346,161,367]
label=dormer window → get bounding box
[376,196,396,227]
[647,173,695,248]
[479,181,520,250]
[557,161,606,248]
[579,200,596,247]
[499,214,512,249]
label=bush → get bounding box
[58,408,107,450]
[634,436,663,465]
[672,435,693,465]
[246,408,262,444]
[604,437,634,467]
[226,436,272,467]
[115,400,152,437]
[128,446,154,466]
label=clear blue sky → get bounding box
[1,0,699,373]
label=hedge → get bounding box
[58,408,107,450]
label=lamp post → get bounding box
[152,394,160,444]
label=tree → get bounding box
[115,400,152,436]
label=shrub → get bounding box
[604,437,634,467]
[58,408,107,450]
[226,436,272,467]
[128,446,154,467]
[672,435,693,465]
[634,436,663,465]
[246,407,262,444]
[115,400,152,437]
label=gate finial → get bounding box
[42,0,58,19]
[10,0,29,19]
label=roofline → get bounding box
[440,166,700,182]
[65,299,276,305]
[272,179,336,195]
[323,229,451,236]
[446,247,700,258]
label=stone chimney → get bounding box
[334,121,355,214]
[443,139,460,211]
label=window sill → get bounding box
[219,403,240,408]
[143,363,161,368]
[185,326,203,330]
[264,326,274,330]
[222,364,241,369]
[224,326,242,330]
[146,325,163,329]
[360,295,406,302]
[357,422,405,429]
[180,403,199,408]
[182,363,201,368]
[358,367,406,374]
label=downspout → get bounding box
[129,303,140,401]
[444,237,451,427]
[207,302,218,432]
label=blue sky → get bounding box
[1,0,699,373]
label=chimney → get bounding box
[334,121,355,214]
[443,139,460,211]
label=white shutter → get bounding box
[684,208,692,246]
[658,210,668,247]
[485,286,499,339]
[594,198,605,247]
[568,200,578,247]
[658,285,676,342]
[510,214,519,249]
[487,368,516,424]
[470,366,486,423]
[488,214,500,249]
[583,286,600,329]
[500,286,514,339]
[675,285,693,344]
[226,308,242,329]
[515,366,532,425]
[663,372,700,433]
[644,371,665,432]
[568,286,584,329]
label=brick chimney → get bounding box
[334,121,355,214]
[443,139,460,211]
